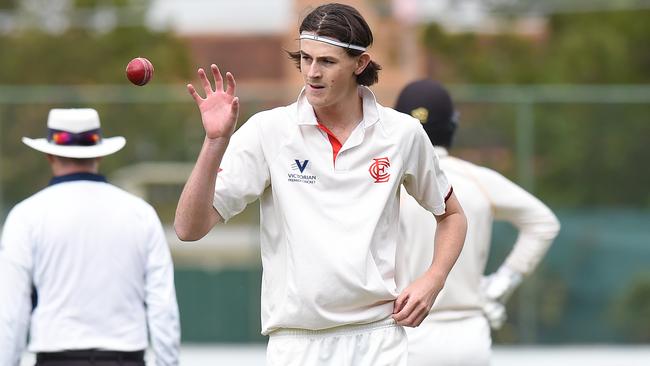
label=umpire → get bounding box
[0,109,180,366]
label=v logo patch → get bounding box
[294,159,309,173]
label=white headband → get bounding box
[299,33,367,52]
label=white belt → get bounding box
[269,318,398,338]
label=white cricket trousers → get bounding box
[405,315,491,366]
[266,318,408,366]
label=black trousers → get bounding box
[35,350,145,366]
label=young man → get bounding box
[395,80,560,365]
[175,4,466,365]
[0,109,180,366]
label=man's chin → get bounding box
[306,94,326,107]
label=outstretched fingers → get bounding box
[198,68,214,95]
[230,97,240,124]
[211,64,224,92]
[187,84,203,104]
[225,72,237,96]
[188,65,236,106]
[231,97,240,113]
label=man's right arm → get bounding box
[174,137,227,240]
[174,64,239,241]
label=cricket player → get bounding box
[0,108,180,366]
[394,80,561,365]
[174,3,467,365]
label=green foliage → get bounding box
[0,26,194,214]
[546,11,650,83]
[0,0,14,10]
[423,10,650,207]
[0,27,191,84]
[422,24,544,83]
[535,104,650,207]
[422,10,650,84]
[74,0,141,8]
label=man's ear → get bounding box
[354,53,371,76]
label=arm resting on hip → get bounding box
[393,192,467,327]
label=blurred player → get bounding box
[174,3,466,365]
[394,80,561,365]
[0,108,180,366]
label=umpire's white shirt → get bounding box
[213,87,451,334]
[0,174,180,366]
[397,147,560,318]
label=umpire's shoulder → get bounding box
[105,183,159,217]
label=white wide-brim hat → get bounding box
[22,108,126,158]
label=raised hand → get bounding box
[187,64,239,139]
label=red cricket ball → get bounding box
[126,57,154,86]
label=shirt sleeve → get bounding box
[402,126,452,216]
[0,208,33,366]
[213,115,271,222]
[143,208,180,366]
[477,167,561,275]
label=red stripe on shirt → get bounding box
[317,122,343,165]
[444,186,454,202]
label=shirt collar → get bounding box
[433,146,449,158]
[295,85,380,128]
[49,172,107,186]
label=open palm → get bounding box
[188,64,239,139]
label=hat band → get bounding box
[299,33,367,51]
[47,128,102,146]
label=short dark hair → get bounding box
[287,3,381,86]
[52,155,98,167]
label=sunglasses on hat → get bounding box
[47,129,102,146]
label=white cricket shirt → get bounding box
[213,86,451,334]
[0,174,180,366]
[397,147,560,319]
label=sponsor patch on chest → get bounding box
[288,159,317,184]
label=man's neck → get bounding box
[314,88,364,144]
[52,166,98,177]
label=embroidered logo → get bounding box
[369,157,390,183]
[291,159,309,173]
[288,159,317,184]
[411,107,429,124]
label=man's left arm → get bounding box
[394,125,467,327]
[393,192,466,327]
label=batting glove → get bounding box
[481,266,523,303]
[481,266,523,330]
[482,299,507,330]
